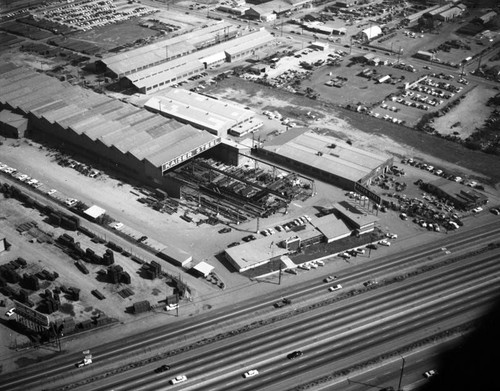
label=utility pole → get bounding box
[397,356,406,391]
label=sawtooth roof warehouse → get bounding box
[0,63,221,195]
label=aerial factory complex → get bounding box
[0,0,500,390]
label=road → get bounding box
[84,249,500,390]
[2,223,498,391]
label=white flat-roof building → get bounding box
[145,89,262,137]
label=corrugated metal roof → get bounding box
[102,22,233,75]
[225,29,273,55]
[263,131,390,182]
[0,64,220,171]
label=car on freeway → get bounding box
[363,280,377,287]
[155,364,171,373]
[329,284,342,292]
[170,375,187,384]
[218,227,232,234]
[287,351,303,360]
[379,239,391,246]
[5,308,15,317]
[227,242,240,248]
[324,275,338,283]
[243,369,259,378]
[424,369,437,378]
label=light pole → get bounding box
[397,356,406,391]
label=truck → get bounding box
[76,357,92,367]
[274,298,292,308]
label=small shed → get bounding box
[192,261,214,277]
[84,205,106,221]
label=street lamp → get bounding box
[397,356,406,391]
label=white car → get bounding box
[65,198,78,207]
[379,239,391,246]
[354,248,365,254]
[472,206,483,213]
[5,308,15,317]
[170,375,187,385]
[329,284,342,292]
[424,369,437,378]
[243,369,259,378]
[165,303,179,311]
[386,233,398,239]
[46,189,57,196]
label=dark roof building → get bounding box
[425,178,488,210]
[0,64,220,192]
[255,129,393,190]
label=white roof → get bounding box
[84,205,106,219]
[193,261,214,276]
[361,26,382,39]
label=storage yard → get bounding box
[0,0,500,385]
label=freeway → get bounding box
[1,221,499,391]
[83,249,500,391]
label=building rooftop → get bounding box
[263,131,391,182]
[145,89,256,136]
[0,64,220,171]
[333,202,378,230]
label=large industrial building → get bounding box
[0,63,221,192]
[144,89,263,137]
[255,129,393,190]
[96,25,274,94]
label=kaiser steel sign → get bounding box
[354,182,382,205]
[14,300,50,329]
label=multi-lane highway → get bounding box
[85,249,500,390]
[1,221,499,391]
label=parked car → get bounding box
[5,308,15,317]
[379,239,391,246]
[490,208,500,215]
[366,243,378,250]
[218,227,232,234]
[386,233,398,239]
[165,303,179,311]
[227,242,240,248]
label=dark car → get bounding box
[137,235,148,242]
[227,242,240,248]
[366,243,378,250]
[155,364,171,373]
[242,235,257,242]
[287,350,303,360]
[219,227,232,234]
